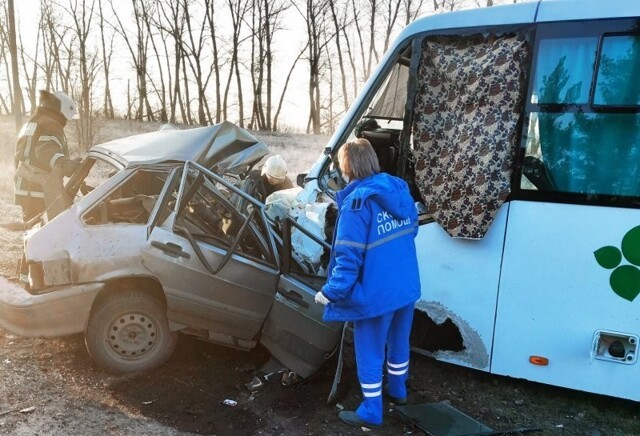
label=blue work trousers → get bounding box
[353,303,414,425]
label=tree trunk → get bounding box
[8,0,23,129]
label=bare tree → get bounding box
[38,1,59,91]
[381,0,403,54]
[139,0,169,122]
[249,0,289,130]
[272,44,307,131]
[7,0,23,128]
[402,0,426,25]
[341,13,359,101]
[18,29,40,112]
[293,0,332,134]
[223,0,250,127]
[328,0,350,113]
[97,0,114,118]
[432,0,463,11]
[204,0,222,124]
[156,0,188,124]
[66,0,99,149]
[181,0,212,125]
[111,0,155,121]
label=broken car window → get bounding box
[174,168,272,265]
[82,168,170,225]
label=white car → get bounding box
[0,121,341,376]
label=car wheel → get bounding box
[85,290,177,373]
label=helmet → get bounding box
[53,91,79,120]
[262,154,287,181]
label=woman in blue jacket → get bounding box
[315,138,421,427]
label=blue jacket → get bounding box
[321,173,421,322]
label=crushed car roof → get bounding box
[89,121,268,170]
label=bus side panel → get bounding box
[414,204,508,371]
[493,200,640,401]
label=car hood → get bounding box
[89,121,269,173]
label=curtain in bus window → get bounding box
[412,34,529,239]
[526,35,640,197]
[533,113,640,196]
[533,37,597,104]
[594,35,640,106]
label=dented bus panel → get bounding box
[298,0,640,401]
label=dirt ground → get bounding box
[0,118,639,435]
[1,300,639,436]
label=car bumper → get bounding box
[0,276,103,337]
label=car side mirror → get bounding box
[296,173,307,188]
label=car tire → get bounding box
[85,290,177,373]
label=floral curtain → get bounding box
[412,34,529,239]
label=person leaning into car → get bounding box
[14,90,82,223]
[245,154,294,203]
[314,138,421,428]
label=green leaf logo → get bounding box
[610,265,640,302]
[621,225,640,266]
[594,225,640,302]
[594,246,622,269]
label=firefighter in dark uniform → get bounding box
[14,90,81,222]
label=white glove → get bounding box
[315,291,330,305]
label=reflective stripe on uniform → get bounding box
[14,176,45,199]
[39,135,65,151]
[49,152,65,168]
[19,122,38,165]
[18,122,36,138]
[23,134,35,166]
[387,360,409,376]
[14,189,45,199]
[334,224,418,251]
[361,381,382,398]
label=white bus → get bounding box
[297,0,640,401]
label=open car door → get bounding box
[261,217,342,378]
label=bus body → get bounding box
[299,0,640,401]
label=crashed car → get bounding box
[0,121,341,377]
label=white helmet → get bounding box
[54,91,79,120]
[262,154,287,181]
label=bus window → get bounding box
[532,37,597,105]
[521,27,640,199]
[594,35,640,106]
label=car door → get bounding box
[141,163,280,348]
[261,215,342,378]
